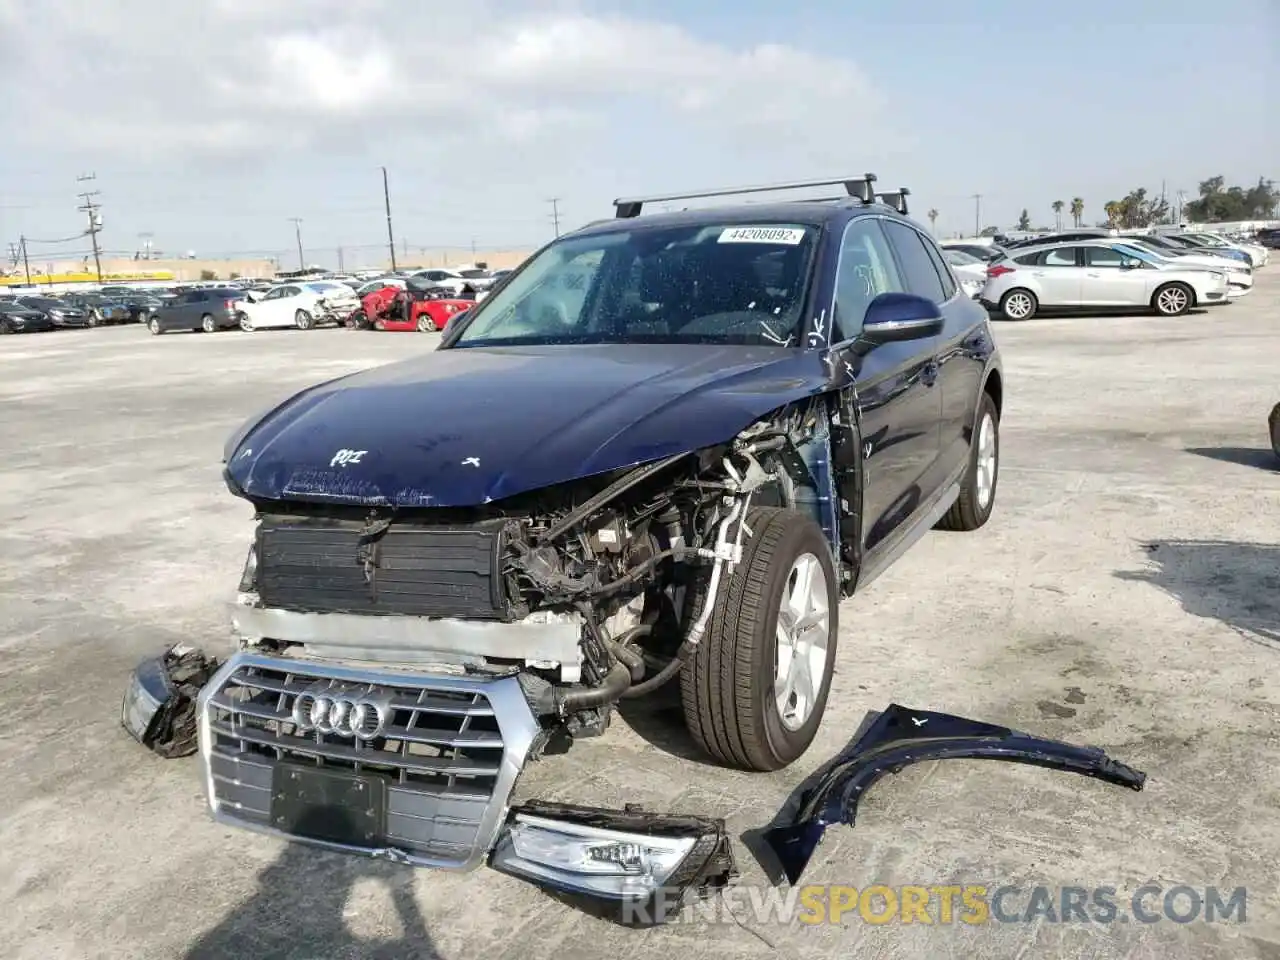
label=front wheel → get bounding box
[295,309,314,330]
[87,310,100,328]
[417,314,436,332]
[937,391,1000,531]
[1269,402,1280,461]
[1152,282,1192,317]
[681,507,838,772]
[200,314,216,333]
[148,317,162,335]
[238,313,253,332]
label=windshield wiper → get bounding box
[762,704,1146,885]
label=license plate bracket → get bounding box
[270,761,387,847]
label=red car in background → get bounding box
[350,279,473,332]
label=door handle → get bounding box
[1087,272,1101,277]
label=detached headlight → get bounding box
[1210,271,1225,281]
[498,814,694,896]
[491,802,736,912]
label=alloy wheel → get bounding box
[773,553,832,732]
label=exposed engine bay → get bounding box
[231,396,847,740]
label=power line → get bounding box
[77,173,103,282]
[22,233,88,244]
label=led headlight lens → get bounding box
[493,814,697,898]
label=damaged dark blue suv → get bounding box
[165,174,1003,891]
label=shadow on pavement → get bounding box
[1115,540,1280,649]
[185,811,442,960]
[1184,446,1279,471]
[614,679,727,768]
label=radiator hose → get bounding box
[604,624,651,682]
[554,659,633,714]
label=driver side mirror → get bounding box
[859,292,944,346]
[1120,258,1143,270]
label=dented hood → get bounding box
[223,343,828,508]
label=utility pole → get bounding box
[381,166,397,272]
[138,232,154,260]
[548,198,561,237]
[19,235,31,284]
[288,217,304,270]
[971,193,982,237]
[337,247,345,272]
[77,173,103,282]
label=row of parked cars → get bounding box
[940,228,1270,321]
[0,284,170,333]
[0,262,513,336]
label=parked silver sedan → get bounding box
[979,240,1231,320]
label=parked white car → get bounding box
[1110,240,1252,297]
[451,265,497,290]
[409,268,472,295]
[237,280,361,331]
[355,277,407,297]
[980,240,1230,320]
[1183,232,1269,267]
[943,249,988,297]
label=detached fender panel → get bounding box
[763,703,1146,885]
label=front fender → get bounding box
[762,703,1146,885]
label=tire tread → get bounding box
[682,507,824,770]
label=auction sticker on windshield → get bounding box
[718,226,806,245]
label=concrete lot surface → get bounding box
[2,277,1278,960]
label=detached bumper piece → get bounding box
[491,800,737,922]
[764,704,1147,885]
[121,644,221,758]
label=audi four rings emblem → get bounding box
[291,684,393,741]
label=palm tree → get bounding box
[1070,197,1084,228]
[927,208,939,234]
[1051,200,1065,231]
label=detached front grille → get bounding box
[255,515,509,620]
[199,653,539,869]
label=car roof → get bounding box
[569,199,915,240]
[999,237,1122,257]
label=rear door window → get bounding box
[919,234,958,300]
[882,220,947,303]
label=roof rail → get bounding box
[613,174,878,219]
[875,189,910,215]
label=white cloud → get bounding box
[0,1,905,252]
[0,1,885,156]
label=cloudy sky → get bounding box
[1,0,1276,266]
